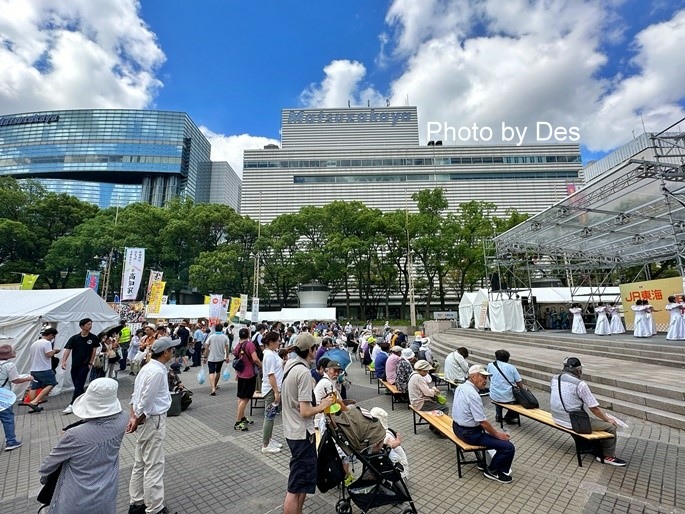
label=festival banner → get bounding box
[619,276,682,331]
[121,248,145,301]
[251,297,260,323]
[239,294,248,321]
[204,295,210,304]
[19,274,39,290]
[147,281,166,315]
[145,270,163,302]
[228,297,241,320]
[84,270,100,291]
[161,295,168,305]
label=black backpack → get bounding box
[317,429,346,493]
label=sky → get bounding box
[1,0,685,176]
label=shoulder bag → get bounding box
[557,375,592,434]
[231,342,245,372]
[493,361,539,409]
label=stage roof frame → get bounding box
[494,122,685,272]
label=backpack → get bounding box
[317,429,346,493]
[417,348,427,361]
[252,333,264,362]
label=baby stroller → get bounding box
[319,405,418,514]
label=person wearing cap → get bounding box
[38,378,128,514]
[373,342,391,380]
[385,346,403,385]
[395,348,415,395]
[0,344,33,451]
[487,350,523,425]
[127,336,177,514]
[453,365,515,484]
[281,332,334,514]
[362,337,375,366]
[369,407,409,479]
[408,360,447,415]
[550,357,627,466]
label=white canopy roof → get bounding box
[148,305,337,323]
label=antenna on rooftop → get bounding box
[405,95,409,106]
[367,100,370,107]
[348,100,350,108]
[640,112,647,134]
[386,99,390,107]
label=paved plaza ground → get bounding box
[1,332,683,514]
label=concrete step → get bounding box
[444,329,685,369]
[430,332,685,431]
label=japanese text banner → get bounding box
[121,248,145,301]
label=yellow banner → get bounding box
[20,274,39,290]
[204,295,210,304]
[229,297,241,320]
[147,281,166,315]
[619,276,683,331]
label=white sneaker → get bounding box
[261,445,281,454]
[269,439,283,449]
[62,405,73,414]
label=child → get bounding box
[370,407,409,479]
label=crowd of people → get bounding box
[0,318,630,514]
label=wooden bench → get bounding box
[366,365,376,383]
[378,379,408,410]
[250,391,265,416]
[491,401,614,467]
[436,373,461,391]
[409,405,486,478]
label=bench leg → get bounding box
[412,409,418,434]
[250,399,254,416]
[456,446,463,478]
[572,436,602,467]
[391,393,395,411]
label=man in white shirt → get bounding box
[202,324,230,396]
[444,347,470,384]
[26,328,61,413]
[261,331,285,454]
[0,344,34,450]
[127,336,176,514]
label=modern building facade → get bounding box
[0,109,240,210]
[242,106,582,222]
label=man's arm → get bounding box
[299,395,333,418]
[589,406,618,426]
[60,349,71,369]
[479,419,511,440]
[268,373,280,403]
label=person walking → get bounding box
[0,344,33,451]
[61,318,100,414]
[202,324,230,396]
[38,378,128,514]
[281,333,333,514]
[127,337,177,514]
[26,328,61,413]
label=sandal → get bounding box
[27,403,43,413]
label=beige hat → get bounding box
[0,344,16,360]
[72,378,122,419]
[390,346,402,354]
[294,332,320,351]
[401,348,414,360]
[468,364,492,376]
[414,360,434,371]
[370,407,389,429]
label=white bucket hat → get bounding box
[72,378,122,419]
[370,407,389,429]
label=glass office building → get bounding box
[0,109,233,209]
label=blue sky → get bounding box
[1,0,685,173]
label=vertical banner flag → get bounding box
[84,270,100,291]
[229,297,241,320]
[208,294,223,324]
[147,281,166,315]
[145,270,163,302]
[204,296,211,304]
[239,294,248,321]
[20,274,39,290]
[251,298,260,323]
[122,248,145,301]
[161,295,168,305]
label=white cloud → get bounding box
[0,0,165,113]
[300,59,385,108]
[301,1,685,153]
[200,127,280,179]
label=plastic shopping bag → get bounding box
[197,366,207,385]
[221,367,231,382]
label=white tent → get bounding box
[488,299,526,332]
[150,304,213,321]
[471,289,490,329]
[0,288,119,394]
[458,292,478,328]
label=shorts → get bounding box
[30,369,58,390]
[174,345,187,358]
[286,434,317,494]
[236,375,257,399]
[207,361,223,374]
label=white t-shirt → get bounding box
[205,332,229,362]
[261,348,284,395]
[30,338,53,372]
[0,360,20,390]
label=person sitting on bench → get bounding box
[452,365,515,484]
[550,357,627,467]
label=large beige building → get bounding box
[241,106,582,222]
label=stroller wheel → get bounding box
[335,499,352,514]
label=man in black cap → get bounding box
[550,357,627,466]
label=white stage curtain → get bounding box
[488,300,525,333]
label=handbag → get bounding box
[557,375,592,434]
[231,342,245,372]
[493,362,539,409]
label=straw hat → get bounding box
[72,378,122,419]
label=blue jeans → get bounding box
[453,422,515,473]
[0,405,19,446]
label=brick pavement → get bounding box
[1,355,683,514]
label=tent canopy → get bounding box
[148,305,337,324]
[0,288,119,394]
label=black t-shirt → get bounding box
[176,326,190,347]
[65,332,100,367]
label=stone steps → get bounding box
[445,328,685,369]
[430,332,685,430]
